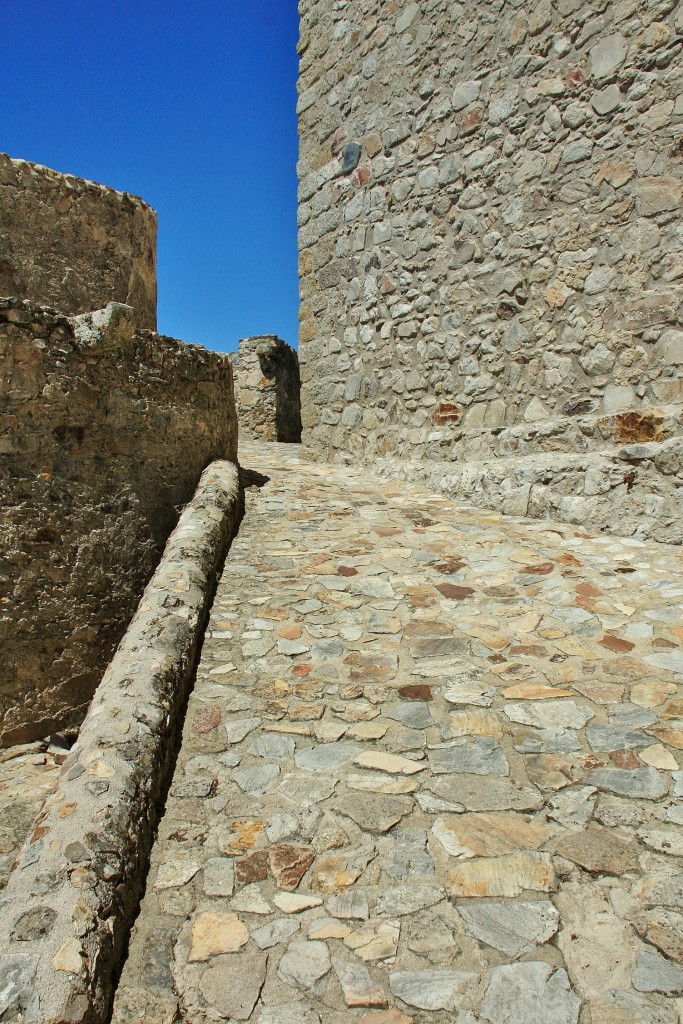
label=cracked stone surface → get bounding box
[112,440,683,1022]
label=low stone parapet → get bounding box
[0,459,243,1024]
[0,298,237,746]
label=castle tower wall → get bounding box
[296,0,683,540]
[0,154,157,329]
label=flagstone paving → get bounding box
[113,439,683,1024]
[0,741,64,889]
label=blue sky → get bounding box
[1,0,300,353]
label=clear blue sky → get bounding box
[1,0,300,354]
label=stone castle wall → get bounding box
[0,154,157,329]
[0,299,237,746]
[235,334,302,442]
[296,0,683,539]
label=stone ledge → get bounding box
[0,460,243,1024]
[423,404,683,464]
[371,446,683,545]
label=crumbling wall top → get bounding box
[0,153,157,329]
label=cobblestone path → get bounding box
[114,440,683,1024]
[0,741,63,889]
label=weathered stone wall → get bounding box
[0,460,242,1024]
[0,299,237,746]
[297,0,683,539]
[0,154,157,329]
[235,334,302,441]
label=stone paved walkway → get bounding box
[0,741,64,890]
[113,439,683,1024]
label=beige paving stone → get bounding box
[52,937,84,974]
[556,884,639,999]
[343,921,401,962]
[433,812,551,859]
[188,912,249,961]
[639,744,678,770]
[630,680,678,708]
[445,709,504,739]
[346,773,419,795]
[447,851,556,897]
[272,893,323,914]
[500,682,573,700]
[333,958,387,1008]
[555,826,639,875]
[358,1011,413,1024]
[348,721,389,740]
[648,725,683,750]
[308,918,351,940]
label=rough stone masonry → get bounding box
[0,161,238,748]
[0,154,157,330]
[234,335,303,442]
[296,0,683,541]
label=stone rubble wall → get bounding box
[0,154,157,330]
[296,0,683,538]
[0,298,237,747]
[235,334,302,442]
[0,460,243,1024]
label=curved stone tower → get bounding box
[0,153,157,329]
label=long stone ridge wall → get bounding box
[0,460,242,1024]
[0,154,157,329]
[297,0,683,540]
[0,298,237,747]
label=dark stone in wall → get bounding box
[0,298,237,746]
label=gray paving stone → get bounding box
[233,763,280,795]
[326,889,369,920]
[257,1009,320,1024]
[503,700,593,730]
[386,702,433,729]
[480,962,580,1024]
[443,674,495,706]
[225,716,262,743]
[587,767,669,801]
[276,773,338,806]
[457,900,559,957]
[202,857,235,897]
[588,990,677,1024]
[0,954,39,1022]
[632,952,683,994]
[389,968,476,1010]
[278,940,331,992]
[548,787,597,830]
[376,884,444,916]
[199,950,268,1020]
[249,733,297,759]
[428,738,509,776]
[252,918,300,949]
[294,742,361,773]
[586,725,651,752]
[514,727,581,754]
[384,829,434,879]
[333,792,413,833]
